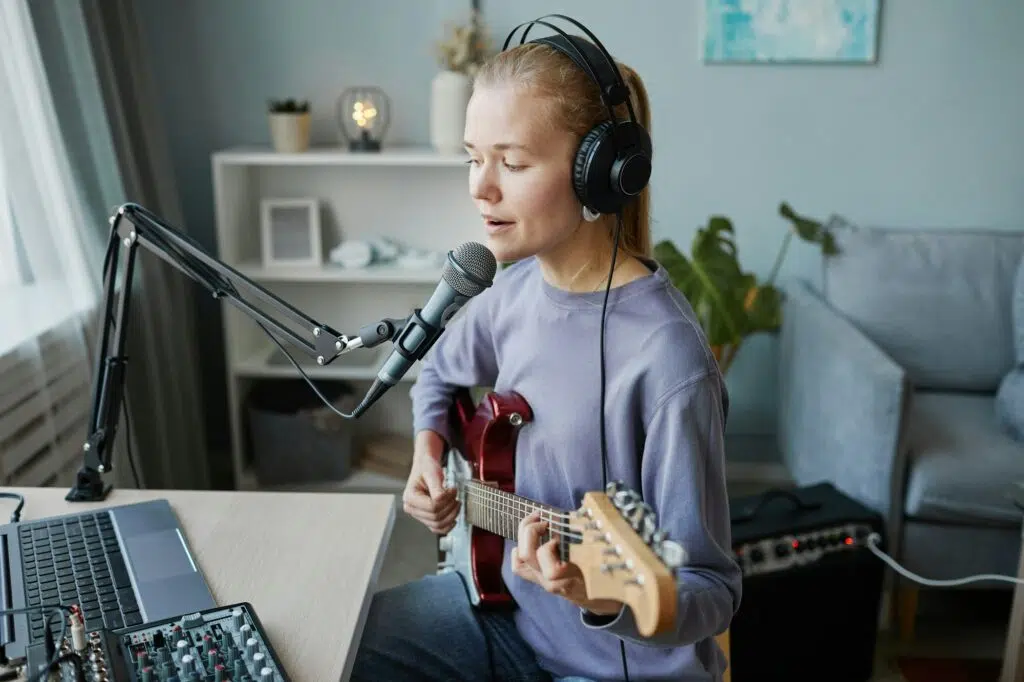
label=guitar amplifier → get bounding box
[727,482,886,682]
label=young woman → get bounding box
[350,20,741,682]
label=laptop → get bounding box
[0,498,216,663]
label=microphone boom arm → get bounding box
[67,202,406,502]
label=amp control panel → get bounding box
[734,522,875,577]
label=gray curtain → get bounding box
[37,0,212,490]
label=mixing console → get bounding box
[40,602,290,681]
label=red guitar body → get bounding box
[442,387,533,608]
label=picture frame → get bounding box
[260,197,322,267]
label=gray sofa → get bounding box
[777,216,1024,634]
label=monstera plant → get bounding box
[653,202,837,374]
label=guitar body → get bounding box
[439,387,533,608]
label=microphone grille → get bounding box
[443,242,498,297]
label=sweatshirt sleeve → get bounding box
[409,288,500,445]
[579,372,742,647]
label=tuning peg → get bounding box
[613,488,641,511]
[657,540,688,570]
[650,529,667,547]
[605,480,626,498]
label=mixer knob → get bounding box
[215,664,228,681]
[232,607,245,630]
[140,666,155,682]
[253,652,267,670]
[261,667,274,680]
[234,659,248,680]
[246,637,260,658]
[180,654,195,673]
[180,612,203,629]
[175,639,188,661]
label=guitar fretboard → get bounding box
[461,480,576,560]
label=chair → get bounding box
[777,217,1024,638]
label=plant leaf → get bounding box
[653,216,749,347]
[744,282,783,333]
[779,202,839,255]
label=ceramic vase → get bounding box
[430,70,471,154]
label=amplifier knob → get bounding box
[774,542,790,558]
[749,547,764,563]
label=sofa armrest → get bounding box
[777,280,910,520]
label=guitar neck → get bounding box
[462,480,566,542]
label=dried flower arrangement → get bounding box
[434,6,491,76]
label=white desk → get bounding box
[1,486,396,682]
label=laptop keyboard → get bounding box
[17,511,143,640]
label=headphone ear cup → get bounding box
[573,120,652,216]
[573,121,615,215]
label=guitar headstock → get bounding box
[567,481,687,637]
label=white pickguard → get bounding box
[436,447,483,605]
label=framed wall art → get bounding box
[701,0,881,64]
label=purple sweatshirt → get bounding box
[411,255,742,681]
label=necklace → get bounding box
[568,251,627,293]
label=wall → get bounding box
[134,0,1024,456]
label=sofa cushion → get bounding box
[995,255,1024,440]
[996,369,1024,440]
[903,391,1024,527]
[823,217,1024,392]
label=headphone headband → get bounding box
[502,14,637,124]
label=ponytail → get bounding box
[616,64,652,258]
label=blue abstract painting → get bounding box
[702,0,880,63]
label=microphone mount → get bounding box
[67,202,416,502]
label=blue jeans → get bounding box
[350,572,594,682]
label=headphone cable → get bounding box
[598,210,630,682]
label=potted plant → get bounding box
[431,4,491,154]
[267,98,311,153]
[653,202,837,374]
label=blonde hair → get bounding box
[473,40,653,258]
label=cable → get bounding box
[0,603,77,682]
[597,211,630,682]
[0,494,25,523]
[865,532,1024,587]
[120,395,142,489]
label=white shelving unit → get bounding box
[211,144,479,492]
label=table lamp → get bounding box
[337,86,391,152]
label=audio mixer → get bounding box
[31,602,290,681]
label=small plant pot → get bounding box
[268,112,311,153]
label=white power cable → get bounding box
[866,532,1024,587]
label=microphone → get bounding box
[349,241,498,418]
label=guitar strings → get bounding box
[460,484,571,525]
[460,487,585,541]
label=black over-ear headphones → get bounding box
[502,14,652,216]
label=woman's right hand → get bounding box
[402,430,459,535]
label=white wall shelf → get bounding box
[213,144,470,167]
[212,144,478,493]
[233,262,444,284]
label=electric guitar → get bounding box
[437,387,687,638]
